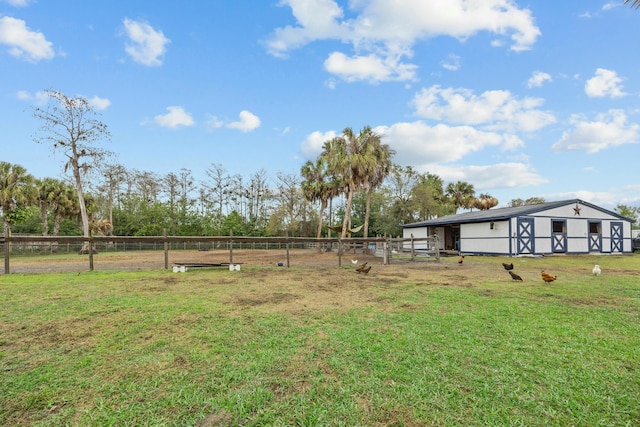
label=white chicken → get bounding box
[592,264,601,276]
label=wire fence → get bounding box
[1,233,440,274]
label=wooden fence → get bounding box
[1,231,439,274]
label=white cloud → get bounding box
[266,0,540,83]
[324,51,417,82]
[87,96,111,110]
[153,106,194,129]
[428,163,548,190]
[15,89,30,100]
[0,16,54,62]
[441,54,461,71]
[227,110,261,132]
[374,121,518,166]
[412,85,556,132]
[585,68,626,98]
[301,130,337,159]
[122,18,170,66]
[15,89,49,105]
[552,110,639,153]
[527,71,552,88]
[205,115,224,130]
[2,0,31,6]
[548,191,620,209]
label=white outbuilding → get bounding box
[402,199,634,256]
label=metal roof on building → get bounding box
[402,199,633,228]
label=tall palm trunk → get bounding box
[364,187,372,240]
[40,201,49,236]
[316,200,327,253]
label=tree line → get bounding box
[2,90,637,246]
[1,159,507,240]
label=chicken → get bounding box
[358,265,372,274]
[355,262,368,273]
[508,271,523,281]
[541,271,557,283]
[458,255,464,264]
[502,262,514,271]
[592,264,601,276]
[351,259,359,265]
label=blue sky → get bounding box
[1,0,639,210]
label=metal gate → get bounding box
[517,218,534,254]
[611,222,623,253]
[588,221,602,252]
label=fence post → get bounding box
[163,229,169,269]
[410,234,415,262]
[383,239,390,265]
[89,236,94,271]
[338,238,342,267]
[229,229,234,264]
[286,232,290,268]
[4,226,10,274]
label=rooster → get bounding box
[358,265,372,274]
[355,262,368,273]
[592,264,601,276]
[541,271,557,283]
[502,262,514,271]
[508,271,523,281]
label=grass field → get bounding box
[1,253,639,426]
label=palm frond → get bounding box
[625,0,640,9]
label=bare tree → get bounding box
[203,163,232,228]
[32,90,112,253]
[96,162,127,229]
[246,169,271,232]
[274,173,304,235]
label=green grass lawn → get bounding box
[1,255,639,426]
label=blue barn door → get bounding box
[610,222,623,253]
[588,221,602,252]
[551,219,567,253]
[517,218,534,254]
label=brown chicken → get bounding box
[508,271,523,281]
[541,271,557,283]
[355,262,368,272]
[502,262,514,271]
[458,255,464,264]
[358,265,372,274]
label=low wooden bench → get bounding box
[172,262,243,272]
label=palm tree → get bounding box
[52,183,79,239]
[301,157,342,251]
[472,193,499,210]
[625,0,640,9]
[35,177,64,236]
[0,162,35,234]
[445,181,476,213]
[322,126,382,239]
[361,134,395,239]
